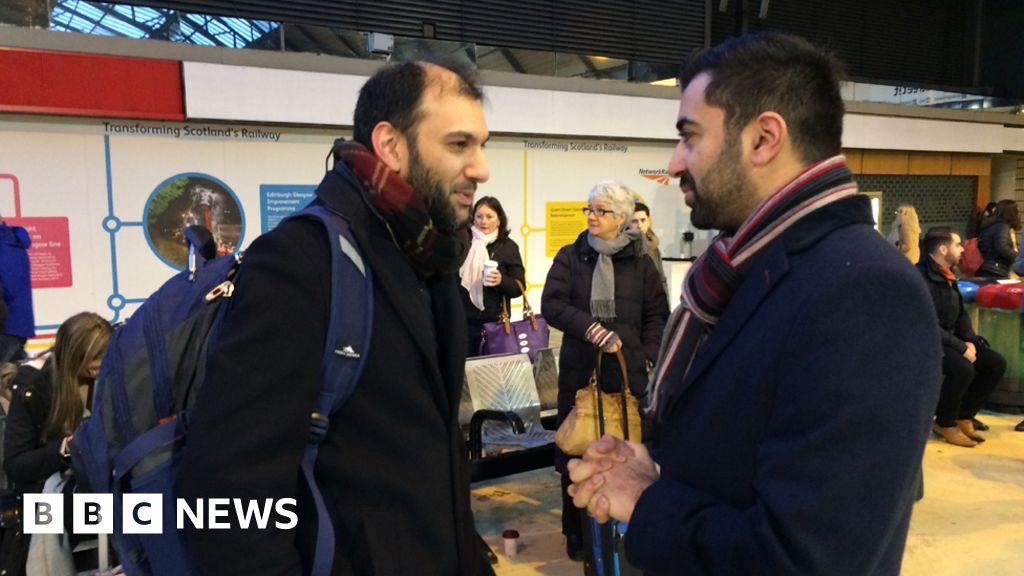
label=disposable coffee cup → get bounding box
[483,259,499,286]
[502,529,520,560]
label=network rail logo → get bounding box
[639,168,670,185]
[23,495,297,534]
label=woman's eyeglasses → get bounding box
[582,207,614,217]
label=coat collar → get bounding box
[918,256,954,285]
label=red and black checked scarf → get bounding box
[332,140,468,279]
[646,155,859,419]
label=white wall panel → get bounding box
[183,62,363,125]
[184,62,682,140]
[185,61,1017,155]
[1001,126,1024,153]
[843,114,1004,153]
[486,86,679,139]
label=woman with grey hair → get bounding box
[541,179,669,560]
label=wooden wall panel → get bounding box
[860,151,909,175]
[908,152,952,175]
[977,175,991,206]
[951,154,991,176]
[842,149,863,173]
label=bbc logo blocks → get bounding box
[24,493,159,534]
[22,496,298,534]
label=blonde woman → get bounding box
[3,312,112,491]
[2,313,111,575]
[888,204,921,264]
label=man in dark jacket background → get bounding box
[179,59,493,575]
[565,33,941,575]
[919,227,1005,447]
[0,216,34,363]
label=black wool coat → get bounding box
[179,164,491,576]
[459,236,525,323]
[541,231,669,438]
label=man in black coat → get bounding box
[179,60,494,575]
[919,227,1005,447]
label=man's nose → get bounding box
[466,147,490,183]
[668,141,687,177]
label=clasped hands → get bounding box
[566,434,660,524]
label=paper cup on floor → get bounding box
[502,529,520,560]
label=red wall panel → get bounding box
[0,47,183,120]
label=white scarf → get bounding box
[459,225,499,310]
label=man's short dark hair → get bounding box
[923,226,956,255]
[352,57,483,152]
[678,32,845,164]
[633,201,651,216]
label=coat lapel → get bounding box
[429,273,468,414]
[660,242,790,418]
[317,168,453,419]
[659,195,873,419]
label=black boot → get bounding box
[1016,419,1024,432]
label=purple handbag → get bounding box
[481,280,549,361]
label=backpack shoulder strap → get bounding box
[290,203,374,419]
[280,203,374,576]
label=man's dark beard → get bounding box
[687,133,756,232]
[407,146,460,233]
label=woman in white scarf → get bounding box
[458,197,525,356]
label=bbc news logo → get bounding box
[23,495,298,534]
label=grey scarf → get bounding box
[587,227,644,321]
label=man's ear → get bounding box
[747,111,788,167]
[370,121,408,174]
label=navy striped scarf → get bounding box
[332,140,469,279]
[646,155,858,418]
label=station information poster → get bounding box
[259,184,317,233]
[545,201,588,257]
[7,216,72,289]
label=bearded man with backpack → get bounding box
[179,59,493,575]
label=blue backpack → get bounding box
[70,204,373,576]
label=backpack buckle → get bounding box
[205,281,235,302]
[309,412,329,442]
